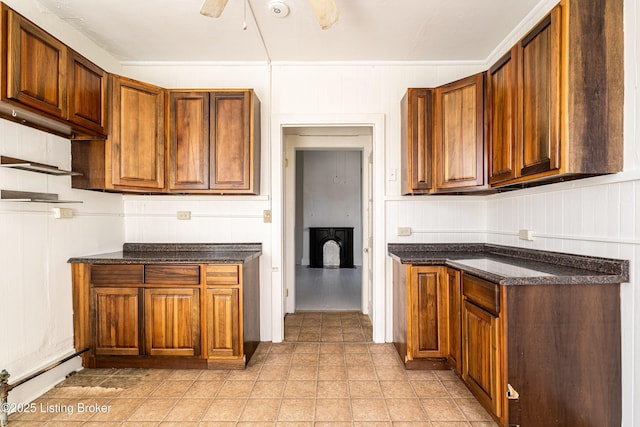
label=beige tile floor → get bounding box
[7,312,498,426]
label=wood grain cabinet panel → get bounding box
[93,287,140,356]
[168,92,210,190]
[518,12,560,178]
[167,89,260,194]
[400,88,433,194]
[67,50,107,135]
[144,288,200,356]
[3,5,67,119]
[487,47,517,185]
[445,267,462,373]
[107,75,165,190]
[462,299,502,419]
[434,74,485,192]
[206,287,240,357]
[409,266,447,359]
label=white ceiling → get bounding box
[35,0,545,63]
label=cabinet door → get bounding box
[446,268,462,372]
[401,89,433,194]
[206,288,240,357]
[210,91,254,193]
[4,6,67,118]
[462,300,502,418]
[108,75,165,190]
[169,92,210,190]
[409,266,447,359]
[434,74,485,191]
[67,50,107,135]
[144,288,200,356]
[488,47,517,185]
[518,8,561,178]
[93,287,140,356]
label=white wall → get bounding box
[299,150,363,266]
[0,0,124,405]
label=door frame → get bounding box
[270,114,386,343]
[284,132,370,314]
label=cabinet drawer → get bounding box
[145,265,200,285]
[91,264,143,285]
[206,264,240,285]
[463,274,500,315]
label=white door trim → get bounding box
[270,113,386,343]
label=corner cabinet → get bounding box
[168,89,260,194]
[434,74,486,192]
[400,73,486,195]
[107,75,166,191]
[0,3,107,138]
[71,259,260,370]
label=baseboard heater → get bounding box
[0,348,89,426]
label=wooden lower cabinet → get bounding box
[144,288,200,357]
[445,267,461,372]
[93,287,140,356]
[72,259,260,370]
[462,300,502,419]
[205,288,240,358]
[393,263,450,368]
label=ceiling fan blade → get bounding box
[200,0,229,18]
[307,0,339,30]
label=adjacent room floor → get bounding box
[295,265,362,311]
[7,311,497,426]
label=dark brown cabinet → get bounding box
[400,88,433,194]
[487,47,517,185]
[67,50,107,135]
[3,4,67,119]
[445,267,461,372]
[461,275,503,421]
[107,75,165,191]
[1,4,107,138]
[401,74,485,195]
[93,287,140,356]
[487,0,623,187]
[144,288,200,357]
[434,74,486,192]
[168,89,260,194]
[71,258,260,370]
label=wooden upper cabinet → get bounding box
[210,91,260,194]
[168,89,260,194]
[3,5,67,119]
[518,11,560,178]
[434,74,485,192]
[401,88,433,194]
[67,50,107,135]
[487,47,517,185]
[168,91,210,191]
[107,75,165,191]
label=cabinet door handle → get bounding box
[507,383,520,400]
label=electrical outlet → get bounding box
[518,229,535,241]
[52,207,73,219]
[177,211,191,220]
[263,210,272,223]
[397,227,412,236]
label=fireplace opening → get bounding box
[309,227,354,268]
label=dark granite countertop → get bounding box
[388,243,629,285]
[68,243,262,264]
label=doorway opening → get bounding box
[283,126,373,323]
